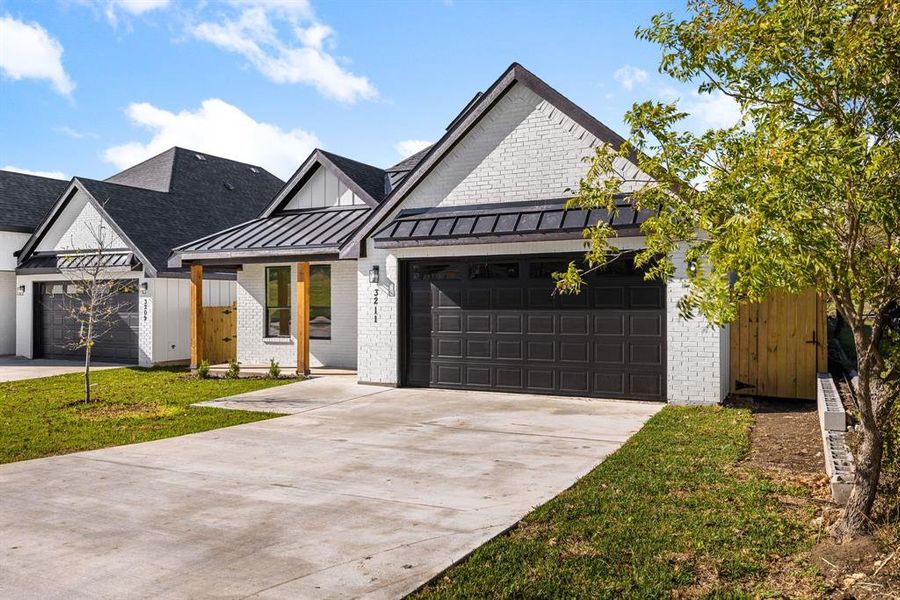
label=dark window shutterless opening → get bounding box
[310,265,331,340]
[469,262,519,279]
[265,266,291,337]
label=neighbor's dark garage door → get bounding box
[404,256,666,401]
[35,281,139,364]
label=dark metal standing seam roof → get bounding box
[169,205,371,266]
[372,198,649,247]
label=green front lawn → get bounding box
[415,406,819,598]
[0,368,291,463]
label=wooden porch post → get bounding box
[190,263,204,370]
[296,262,310,376]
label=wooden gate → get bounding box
[730,289,826,400]
[201,303,237,364]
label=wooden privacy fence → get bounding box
[201,303,237,365]
[730,288,827,400]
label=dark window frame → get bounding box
[265,266,292,338]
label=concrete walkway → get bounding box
[0,356,122,383]
[0,379,662,599]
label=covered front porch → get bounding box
[168,205,369,375]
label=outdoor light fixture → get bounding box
[16,285,25,296]
[369,266,379,284]
[140,281,149,294]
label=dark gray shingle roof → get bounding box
[78,163,284,273]
[318,151,388,203]
[0,171,68,232]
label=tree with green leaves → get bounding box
[559,0,899,538]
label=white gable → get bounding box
[403,83,650,210]
[36,189,126,252]
[282,165,366,210]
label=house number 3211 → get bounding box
[373,288,379,323]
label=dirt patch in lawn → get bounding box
[734,395,900,598]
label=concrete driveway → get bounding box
[0,356,121,383]
[0,378,661,599]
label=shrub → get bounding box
[225,359,241,379]
[268,359,281,379]
[196,360,210,379]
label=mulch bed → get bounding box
[733,395,900,598]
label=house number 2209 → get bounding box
[373,288,379,323]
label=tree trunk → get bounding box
[84,318,93,403]
[833,361,884,540]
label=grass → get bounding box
[414,406,819,599]
[0,367,292,464]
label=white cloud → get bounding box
[684,91,742,129]
[394,140,432,159]
[102,98,319,179]
[2,165,68,179]
[191,3,376,103]
[55,126,98,139]
[0,15,75,96]
[103,0,170,25]
[613,65,648,91]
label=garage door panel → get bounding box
[496,340,523,360]
[465,314,491,333]
[560,370,590,394]
[594,314,625,336]
[526,341,556,361]
[594,372,626,395]
[630,313,662,336]
[36,281,138,364]
[526,369,555,391]
[594,342,625,364]
[525,314,555,334]
[465,339,491,359]
[405,257,665,401]
[629,286,664,309]
[559,342,589,363]
[496,314,523,334]
[629,343,663,365]
[630,373,663,397]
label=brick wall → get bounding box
[404,83,649,210]
[236,260,357,369]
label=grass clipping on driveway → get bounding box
[0,368,290,464]
[415,406,818,598]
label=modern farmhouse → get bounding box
[169,63,827,404]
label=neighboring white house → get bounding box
[0,171,68,356]
[171,63,730,404]
[13,148,283,366]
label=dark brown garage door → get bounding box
[404,256,666,401]
[35,281,140,364]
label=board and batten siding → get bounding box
[149,277,235,365]
[282,165,367,210]
[1,231,30,355]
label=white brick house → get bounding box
[171,63,730,404]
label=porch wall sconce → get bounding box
[368,266,380,284]
[16,285,26,296]
[140,281,149,294]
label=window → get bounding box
[469,262,519,279]
[310,265,331,339]
[265,266,291,337]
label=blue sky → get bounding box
[0,0,737,182]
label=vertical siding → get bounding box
[0,271,15,355]
[151,277,235,364]
[282,166,366,210]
